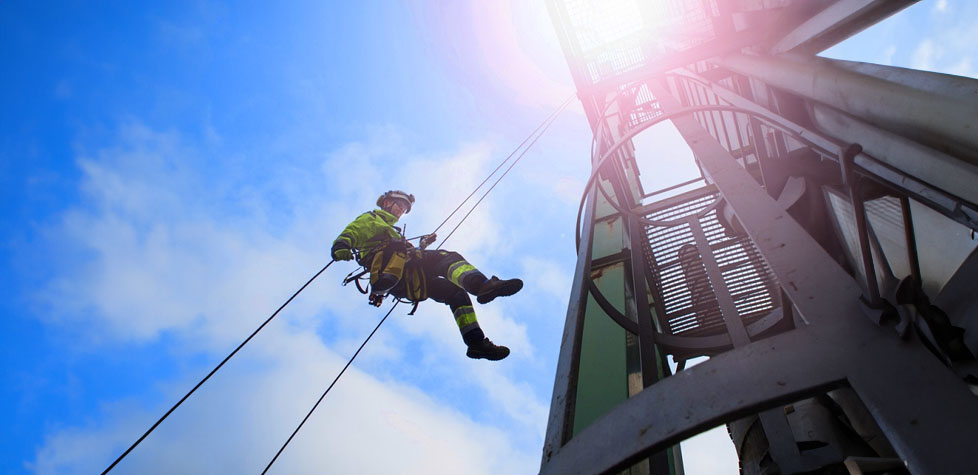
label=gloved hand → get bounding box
[420,233,437,249]
[331,243,353,261]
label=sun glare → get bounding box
[566,0,646,53]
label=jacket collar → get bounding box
[374,208,400,224]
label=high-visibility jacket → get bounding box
[332,208,403,259]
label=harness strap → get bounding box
[354,275,370,295]
[342,268,371,295]
[343,237,427,308]
[343,268,370,285]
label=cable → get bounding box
[104,92,571,472]
[438,96,572,249]
[262,301,399,474]
[429,95,574,236]
[101,260,336,475]
[108,96,574,474]
[261,97,574,472]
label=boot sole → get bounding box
[466,347,510,361]
[476,279,523,304]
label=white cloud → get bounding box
[469,363,549,439]
[946,57,974,77]
[820,2,978,81]
[520,256,571,303]
[443,1,576,111]
[911,39,937,70]
[550,175,585,205]
[878,45,897,66]
[904,9,978,79]
[28,332,538,474]
[31,122,550,473]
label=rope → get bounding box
[105,95,574,474]
[261,301,399,474]
[429,95,574,237]
[438,96,572,249]
[263,96,574,473]
[102,260,336,475]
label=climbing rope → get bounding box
[103,95,574,474]
[262,96,575,473]
[429,95,575,239]
[101,260,336,475]
[438,96,573,249]
[262,301,399,474]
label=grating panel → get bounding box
[556,0,719,86]
[643,187,779,338]
[626,83,664,128]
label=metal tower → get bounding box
[541,1,978,474]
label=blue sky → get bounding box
[2,1,975,474]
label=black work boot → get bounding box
[466,338,510,361]
[476,276,523,304]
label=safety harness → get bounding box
[341,228,431,315]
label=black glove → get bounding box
[331,242,353,261]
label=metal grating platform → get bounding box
[554,0,720,86]
[642,187,778,339]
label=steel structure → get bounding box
[542,1,978,474]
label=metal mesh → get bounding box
[623,82,664,128]
[556,0,719,86]
[642,188,778,338]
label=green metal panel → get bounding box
[573,262,628,435]
[592,216,625,260]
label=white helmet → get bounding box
[377,190,415,213]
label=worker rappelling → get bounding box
[331,190,522,361]
[102,99,571,475]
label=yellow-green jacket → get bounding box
[331,209,403,259]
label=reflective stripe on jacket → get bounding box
[332,209,402,257]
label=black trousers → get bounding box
[389,250,486,340]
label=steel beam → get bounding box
[543,4,977,475]
[541,186,598,466]
[670,69,978,229]
[687,218,751,346]
[811,103,978,206]
[770,0,917,55]
[716,54,978,163]
[539,325,844,475]
[541,80,978,475]
[652,83,978,474]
